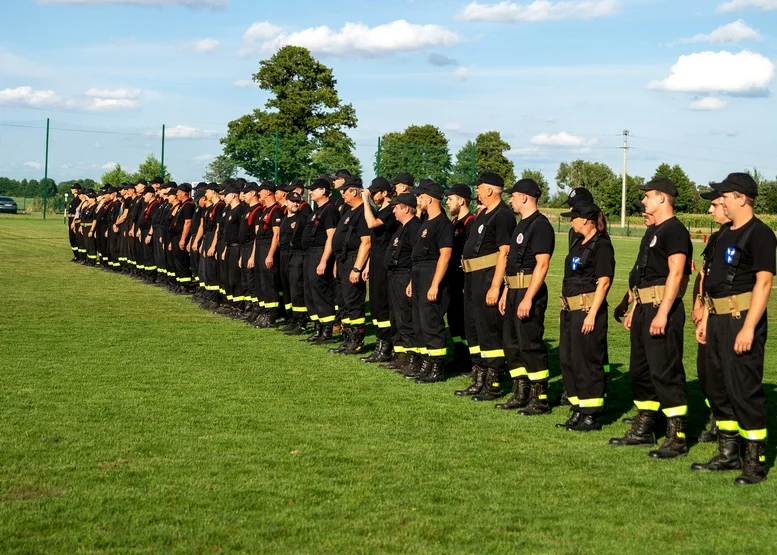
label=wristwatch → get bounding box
[352,267,362,273]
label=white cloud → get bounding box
[648,50,775,94]
[101,162,118,170]
[717,0,777,13]
[680,20,760,44]
[182,38,220,53]
[0,85,141,112]
[444,122,463,132]
[458,0,621,22]
[452,67,471,81]
[234,79,252,88]
[192,153,215,163]
[84,88,142,99]
[162,125,219,139]
[38,0,229,10]
[240,19,460,58]
[530,131,598,146]
[24,161,42,169]
[689,96,728,110]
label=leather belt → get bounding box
[462,253,498,273]
[705,292,752,319]
[504,272,533,290]
[561,292,595,312]
[632,285,666,307]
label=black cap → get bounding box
[368,177,392,193]
[640,176,677,197]
[142,186,155,195]
[70,183,82,190]
[414,180,444,200]
[85,190,97,198]
[287,192,303,203]
[563,187,594,206]
[243,182,260,193]
[195,182,207,190]
[135,178,148,186]
[166,186,178,195]
[700,189,720,201]
[561,201,601,220]
[389,192,417,209]
[258,181,276,193]
[391,173,415,187]
[151,176,164,185]
[223,183,240,195]
[343,176,363,191]
[205,183,221,192]
[306,177,332,192]
[711,172,758,199]
[476,171,504,188]
[446,183,472,200]
[284,179,305,193]
[176,183,191,194]
[105,186,117,194]
[164,181,177,190]
[335,169,352,178]
[507,178,541,198]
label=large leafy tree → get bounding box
[652,163,698,213]
[450,132,516,187]
[597,174,645,218]
[450,140,475,185]
[310,131,362,180]
[203,154,239,183]
[521,168,549,204]
[222,46,358,183]
[376,124,451,185]
[748,168,777,214]
[555,160,619,196]
[132,154,171,183]
[101,163,134,186]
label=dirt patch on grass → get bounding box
[4,484,63,502]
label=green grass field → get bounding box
[2,216,777,553]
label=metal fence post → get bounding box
[274,131,279,184]
[42,118,50,219]
[470,140,476,183]
[376,136,382,177]
[160,124,166,178]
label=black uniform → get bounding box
[201,200,224,303]
[332,204,370,328]
[559,232,614,414]
[93,201,109,265]
[448,213,475,358]
[704,218,776,440]
[106,199,121,270]
[117,197,131,269]
[126,196,141,271]
[138,199,161,279]
[67,195,82,259]
[369,205,399,343]
[81,203,98,264]
[461,202,517,371]
[255,203,285,316]
[386,217,422,353]
[279,210,308,324]
[170,199,195,287]
[411,213,454,360]
[302,201,339,324]
[627,217,692,417]
[240,202,263,305]
[222,204,245,304]
[189,205,204,290]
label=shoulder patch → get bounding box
[516,233,524,245]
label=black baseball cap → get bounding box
[413,180,444,200]
[561,201,601,220]
[563,187,594,206]
[306,177,332,192]
[104,186,118,194]
[343,176,364,191]
[711,172,758,199]
[391,173,415,187]
[223,183,240,195]
[389,192,417,209]
[177,183,192,194]
[142,186,155,195]
[476,171,504,188]
[287,192,303,203]
[639,176,677,197]
[258,181,276,193]
[205,183,221,192]
[446,183,472,200]
[243,182,260,193]
[70,183,82,190]
[151,176,164,185]
[284,179,305,193]
[335,169,352,179]
[368,177,392,193]
[700,189,720,201]
[135,178,148,186]
[507,178,541,198]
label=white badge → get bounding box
[650,235,657,248]
[478,224,484,234]
[516,233,524,245]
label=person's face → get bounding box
[176,190,187,202]
[720,191,745,219]
[709,197,728,225]
[446,195,462,215]
[309,187,325,203]
[571,216,587,233]
[275,190,287,204]
[71,188,79,196]
[641,190,664,220]
[144,192,155,203]
[293,187,304,196]
[371,190,385,205]
[259,189,273,204]
[152,184,160,192]
[287,200,300,214]
[344,188,361,206]
[225,192,236,204]
[333,177,345,190]
[135,184,145,195]
[414,194,427,212]
[477,183,496,204]
[394,183,410,195]
[245,190,258,203]
[510,192,527,213]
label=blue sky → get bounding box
[1,0,776,190]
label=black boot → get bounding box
[559,388,571,406]
[569,413,602,432]
[556,410,583,429]
[609,411,658,447]
[343,328,366,355]
[361,340,393,363]
[360,339,382,363]
[329,327,353,353]
[305,322,322,343]
[416,357,445,383]
[518,381,551,416]
[690,431,742,472]
[317,324,335,344]
[281,319,297,332]
[454,366,485,396]
[445,343,472,377]
[698,414,719,443]
[398,353,422,377]
[734,440,767,485]
[472,367,503,402]
[495,377,530,410]
[650,417,689,459]
[284,321,305,336]
[380,352,407,370]
[406,355,431,380]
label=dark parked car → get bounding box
[0,196,18,214]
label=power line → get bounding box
[630,134,774,159]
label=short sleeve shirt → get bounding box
[629,217,693,288]
[506,211,555,274]
[280,212,307,252]
[385,217,422,271]
[372,205,399,251]
[562,233,615,296]
[412,213,454,263]
[256,203,284,243]
[301,201,339,249]
[462,202,516,259]
[451,213,476,269]
[332,204,369,260]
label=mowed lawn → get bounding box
[2,215,777,554]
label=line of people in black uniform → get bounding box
[66,170,774,486]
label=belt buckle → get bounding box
[651,286,660,308]
[631,286,641,305]
[560,296,570,312]
[581,293,590,313]
[503,276,510,287]
[729,295,742,320]
[704,295,716,315]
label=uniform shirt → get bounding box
[371,204,399,251]
[412,213,454,264]
[191,205,204,242]
[568,228,583,249]
[705,217,777,298]
[139,199,160,231]
[301,201,339,249]
[67,196,81,217]
[629,217,693,289]
[333,204,370,261]
[451,213,475,269]
[171,199,195,239]
[562,233,616,297]
[256,203,284,243]
[462,202,516,259]
[506,211,555,275]
[106,200,121,227]
[298,201,313,218]
[385,217,422,271]
[222,204,245,245]
[203,201,224,234]
[119,198,134,231]
[239,202,263,245]
[280,212,307,252]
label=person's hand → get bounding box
[614,296,629,323]
[498,291,507,316]
[104,232,109,239]
[350,269,361,284]
[207,246,216,258]
[112,225,118,233]
[517,297,532,319]
[265,255,274,270]
[624,310,634,331]
[696,322,707,345]
[362,267,370,281]
[145,236,151,245]
[406,282,412,298]
[316,262,326,276]
[238,257,242,269]
[691,305,704,326]
[582,313,596,335]
[179,239,185,251]
[485,286,500,306]
[649,313,667,336]
[167,244,172,252]
[361,190,370,202]
[88,231,93,238]
[734,327,754,355]
[247,256,255,270]
[427,283,439,302]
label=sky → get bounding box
[0,0,776,190]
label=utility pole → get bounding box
[620,129,629,228]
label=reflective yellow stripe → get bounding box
[705,399,711,408]
[427,348,447,356]
[71,247,78,251]
[406,347,419,353]
[292,306,308,313]
[676,432,686,439]
[717,420,739,432]
[394,346,407,353]
[419,348,428,354]
[374,320,391,328]
[310,314,319,321]
[603,364,610,374]
[319,315,336,323]
[527,369,549,381]
[265,302,279,308]
[350,318,365,325]
[634,400,661,412]
[146,266,157,271]
[342,318,351,324]
[177,277,193,283]
[334,305,340,311]
[538,394,548,400]
[662,406,688,418]
[481,349,504,358]
[469,346,481,355]
[568,396,580,406]
[226,295,234,301]
[579,398,604,408]
[205,285,220,291]
[739,428,767,441]
[285,303,293,310]
[137,265,146,270]
[452,336,464,343]
[509,367,527,378]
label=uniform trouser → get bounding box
[559,304,608,414]
[369,247,393,341]
[447,269,467,346]
[240,243,256,304]
[256,241,281,311]
[412,261,449,358]
[107,229,120,268]
[388,271,414,352]
[337,254,367,327]
[96,224,108,264]
[334,274,344,321]
[226,245,244,303]
[75,225,86,259]
[280,250,307,322]
[171,235,192,286]
[190,247,200,288]
[217,242,228,300]
[504,284,549,382]
[463,266,505,371]
[68,217,78,256]
[628,300,687,416]
[118,229,128,267]
[133,234,144,269]
[153,228,165,276]
[706,311,768,440]
[83,226,97,263]
[125,232,136,268]
[304,247,336,324]
[201,233,219,301]
[140,230,155,276]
